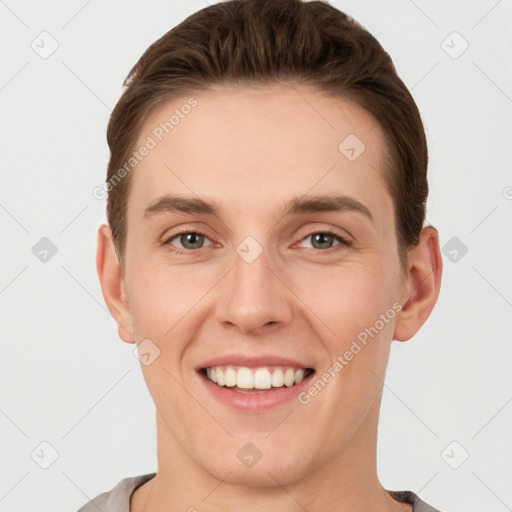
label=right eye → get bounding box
[162,230,214,255]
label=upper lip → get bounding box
[196,354,315,370]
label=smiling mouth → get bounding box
[199,365,315,393]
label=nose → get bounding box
[215,242,293,335]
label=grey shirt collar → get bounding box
[77,473,442,512]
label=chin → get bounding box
[215,465,301,488]
[197,447,313,488]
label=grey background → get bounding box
[1,1,511,511]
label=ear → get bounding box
[393,225,443,341]
[96,223,135,344]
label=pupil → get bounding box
[313,233,332,249]
[182,233,203,249]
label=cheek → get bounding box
[127,260,209,336]
[289,258,399,351]
[127,263,207,417]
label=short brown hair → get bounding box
[105,0,428,271]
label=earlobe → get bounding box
[96,223,135,344]
[393,226,443,342]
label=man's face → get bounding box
[121,84,408,485]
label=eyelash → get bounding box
[162,228,352,255]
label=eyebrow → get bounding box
[143,193,373,222]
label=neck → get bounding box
[133,391,410,512]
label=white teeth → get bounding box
[204,365,309,390]
[237,367,254,389]
[216,368,226,386]
[224,367,237,387]
[284,368,295,387]
[271,369,284,387]
[253,368,272,389]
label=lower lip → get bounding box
[197,370,315,412]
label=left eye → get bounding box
[298,231,351,250]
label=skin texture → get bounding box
[97,84,442,512]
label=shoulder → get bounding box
[388,490,444,512]
[76,473,156,512]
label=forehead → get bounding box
[129,84,391,224]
